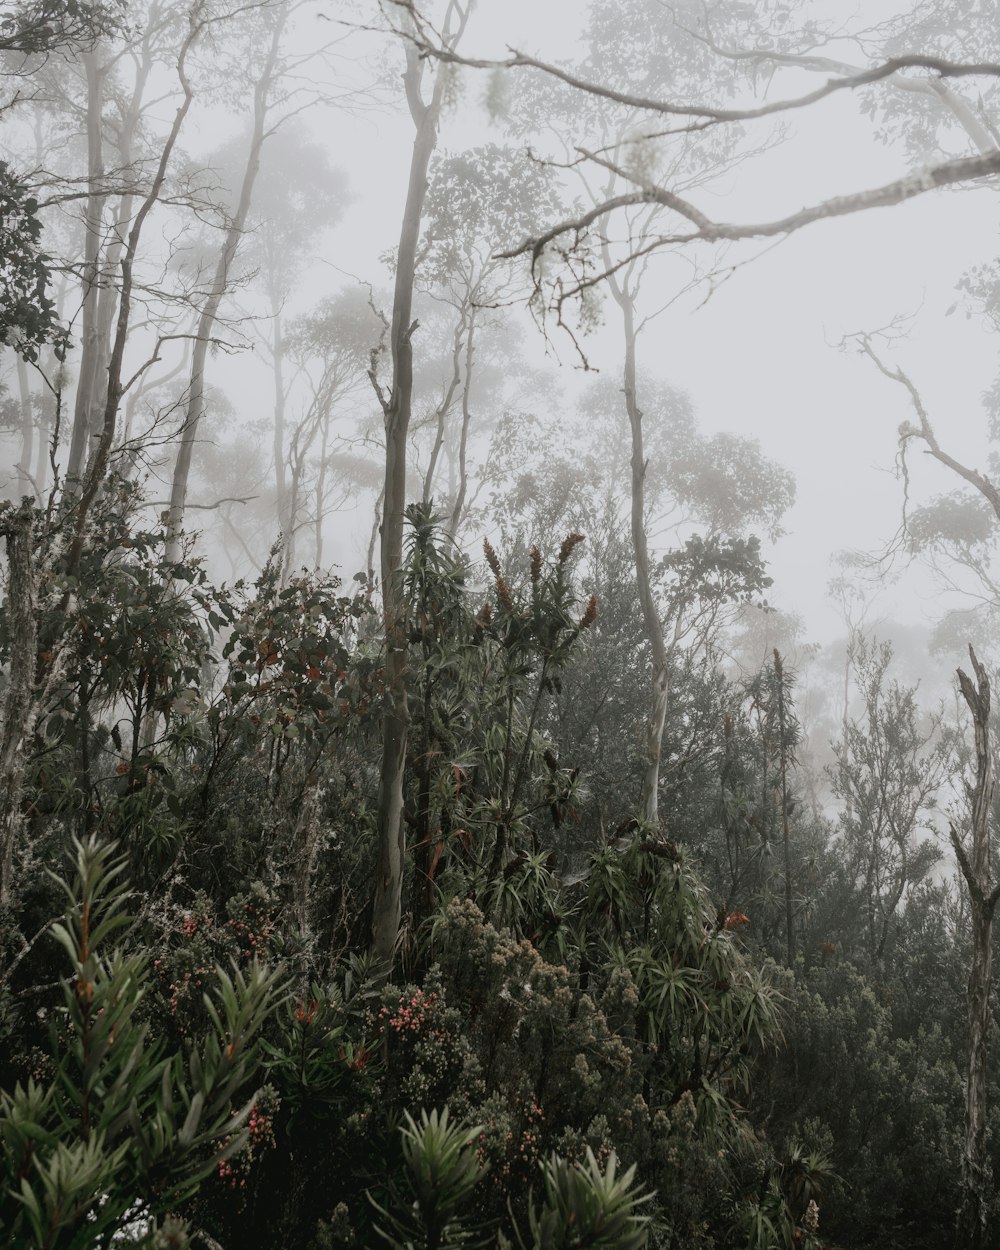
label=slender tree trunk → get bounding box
[165,3,287,560]
[272,300,290,536]
[65,5,204,579]
[447,311,475,540]
[774,649,795,964]
[15,358,35,500]
[283,453,301,583]
[950,646,1000,1250]
[292,779,321,937]
[315,421,328,567]
[423,311,465,505]
[34,277,68,498]
[616,288,669,827]
[0,501,37,904]
[67,51,107,483]
[371,34,453,966]
[74,15,157,481]
[367,482,384,594]
[34,390,50,498]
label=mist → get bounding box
[2,2,1000,1247]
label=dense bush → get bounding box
[0,492,989,1250]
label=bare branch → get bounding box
[413,35,1000,127]
[501,149,1000,269]
[852,333,1000,524]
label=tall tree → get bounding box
[165,0,292,560]
[417,143,560,535]
[407,2,1000,289]
[369,0,472,966]
[204,120,350,549]
[830,637,944,964]
[498,0,773,827]
[949,647,1000,1250]
[282,287,381,575]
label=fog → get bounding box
[5,0,998,777]
[6,4,1000,1246]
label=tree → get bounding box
[417,142,562,535]
[204,119,351,552]
[0,163,68,364]
[58,1,198,484]
[486,0,788,828]
[368,0,472,967]
[480,377,788,845]
[282,287,381,575]
[0,0,123,56]
[829,637,944,964]
[402,3,1000,311]
[165,0,293,559]
[949,647,1000,1250]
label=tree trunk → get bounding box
[292,780,321,937]
[272,301,290,538]
[447,311,475,540]
[0,501,38,904]
[617,289,669,827]
[950,646,999,1250]
[67,50,107,483]
[15,357,35,500]
[423,310,465,505]
[65,6,204,578]
[282,450,301,584]
[371,39,450,967]
[315,421,328,568]
[774,649,795,964]
[165,3,287,561]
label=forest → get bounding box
[3,1,1000,1247]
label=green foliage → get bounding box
[0,477,980,1250]
[828,638,945,964]
[0,161,68,363]
[514,1149,651,1250]
[370,1110,652,1250]
[0,1,124,56]
[370,1108,488,1250]
[0,837,281,1248]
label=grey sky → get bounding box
[281,0,1000,647]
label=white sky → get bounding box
[233,0,1000,648]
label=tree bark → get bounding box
[447,311,475,540]
[371,39,448,967]
[774,649,795,965]
[423,310,465,506]
[950,646,1000,1250]
[14,357,35,501]
[67,49,107,484]
[0,500,38,904]
[271,300,290,539]
[315,420,329,568]
[616,287,669,827]
[65,4,205,579]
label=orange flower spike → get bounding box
[483,537,502,578]
[579,594,598,630]
[558,532,586,564]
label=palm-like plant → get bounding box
[0,837,281,1248]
